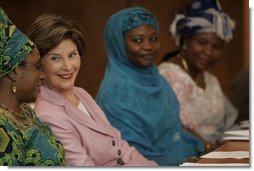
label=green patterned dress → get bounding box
[0,103,65,166]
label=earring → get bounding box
[12,81,17,93]
[183,44,187,50]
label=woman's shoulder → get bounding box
[74,87,96,102]
[75,87,91,96]
[158,57,182,71]
[0,106,29,133]
[34,96,67,124]
[0,110,15,129]
[158,62,186,82]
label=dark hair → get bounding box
[27,14,86,58]
[161,49,181,62]
[161,36,184,62]
[161,34,193,63]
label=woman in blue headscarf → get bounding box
[96,6,205,166]
[158,0,238,146]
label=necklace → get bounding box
[0,103,38,130]
[0,104,27,119]
[179,55,206,89]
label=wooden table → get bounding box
[196,140,249,164]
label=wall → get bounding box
[0,0,248,99]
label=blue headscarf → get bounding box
[0,7,35,78]
[96,7,204,166]
[170,0,235,45]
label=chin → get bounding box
[28,92,39,102]
[25,97,37,103]
[145,64,154,68]
[61,84,75,90]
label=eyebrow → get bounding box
[70,49,79,53]
[47,49,78,56]
[47,53,60,56]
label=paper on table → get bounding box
[224,129,249,136]
[239,124,249,129]
[180,162,249,166]
[240,120,249,129]
[223,136,249,141]
[222,129,249,140]
[200,151,249,159]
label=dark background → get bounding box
[0,0,249,101]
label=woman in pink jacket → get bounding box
[27,13,156,166]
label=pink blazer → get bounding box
[34,86,156,166]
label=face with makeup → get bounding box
[124,25,160,68]
[184,32,224,72]
[16,48,44,102]
[42,39,81,94]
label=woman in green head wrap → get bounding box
[0,7,65,166]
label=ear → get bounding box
[8,67,23,81]
[182,38,191,51]
[182,41,187,50]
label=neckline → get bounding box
[0,103,28,119]
[181,57,189,73]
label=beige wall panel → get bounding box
[0,0,248,98]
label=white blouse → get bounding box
[158,62,238,144]
[78,101,91,118]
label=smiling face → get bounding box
[185,32,224,72]
[124,25,160,68]
[42,39,81,94]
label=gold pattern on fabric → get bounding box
[24,148,41,165]
[0,103,37,130]
[0,155,14,166]
[42,160,55,166]
[0,127,10,152]
[0,103,65,166]
[9,25,15,36]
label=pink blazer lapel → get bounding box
[41,85,115,137]
[63,91,115,137]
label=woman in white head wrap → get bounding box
[158,0,238,147]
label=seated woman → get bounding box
[0,7,64,166]
[28,13,157,166]
[96,6,205,166]
[158,0,238,146]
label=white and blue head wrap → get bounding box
[170,0,235,46]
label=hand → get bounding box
[203,141,220,154]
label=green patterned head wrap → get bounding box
[0,7,35,78]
